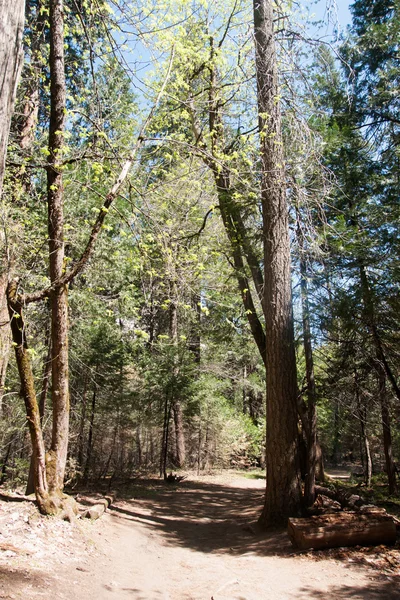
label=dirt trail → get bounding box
[1,473,399,599]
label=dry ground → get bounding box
[0,472,399,599]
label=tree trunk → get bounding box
[189,45,266,369]
[7,282,51,513]
[77,373,89,471]
[354,372,372,487]
[359,265,397,494]
[0,270,10,413]
[160,395,171,479]
[46,0,70,495]
[169,281,186,467]
[172,401,185,468]
[0,0,25,190]
[26,315,52,495]
[189,292,201,364]
[376,363,397,494]
[83,385,96,483]
[253,0,302,525]
[0,0,25,411]
[296,207,320,506]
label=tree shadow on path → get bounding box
[106,476,400,599]
[110,477,302,556]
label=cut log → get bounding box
[288,510,397,550]
[81,502,106,520]
[80,495,114,520]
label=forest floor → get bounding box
[0,471,400,599]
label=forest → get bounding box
[0,0,399,527]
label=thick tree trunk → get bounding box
[253,0,302,526]
[0,0,25,190]
[0,0,25,409]
[46,0,70,495]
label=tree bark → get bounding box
[0,0,25,190]
[253,0,302,526]
[0,0,25,410]
[0,270,10,412]
[46,0,70,494]
[6,281,50,512]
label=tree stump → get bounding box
[288,510,397,550]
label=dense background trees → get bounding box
[0,0,399,522]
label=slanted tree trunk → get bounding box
[253,0,302,526]
[7,282,52,513]
[188,41,266,370]
[46,0,70,496]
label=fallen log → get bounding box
[81,503,106,520]
[80,495,115,520]
[314,485,364,509]
[288,510,397,550]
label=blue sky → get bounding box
[313,0,352,31]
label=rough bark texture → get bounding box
[288,511,396,550]
[6,282,49,510]
[47,0,70,494]
[0,0,25,408]
[0,0,25,190]
[253,0,302,526]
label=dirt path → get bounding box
[1,473,399,599]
